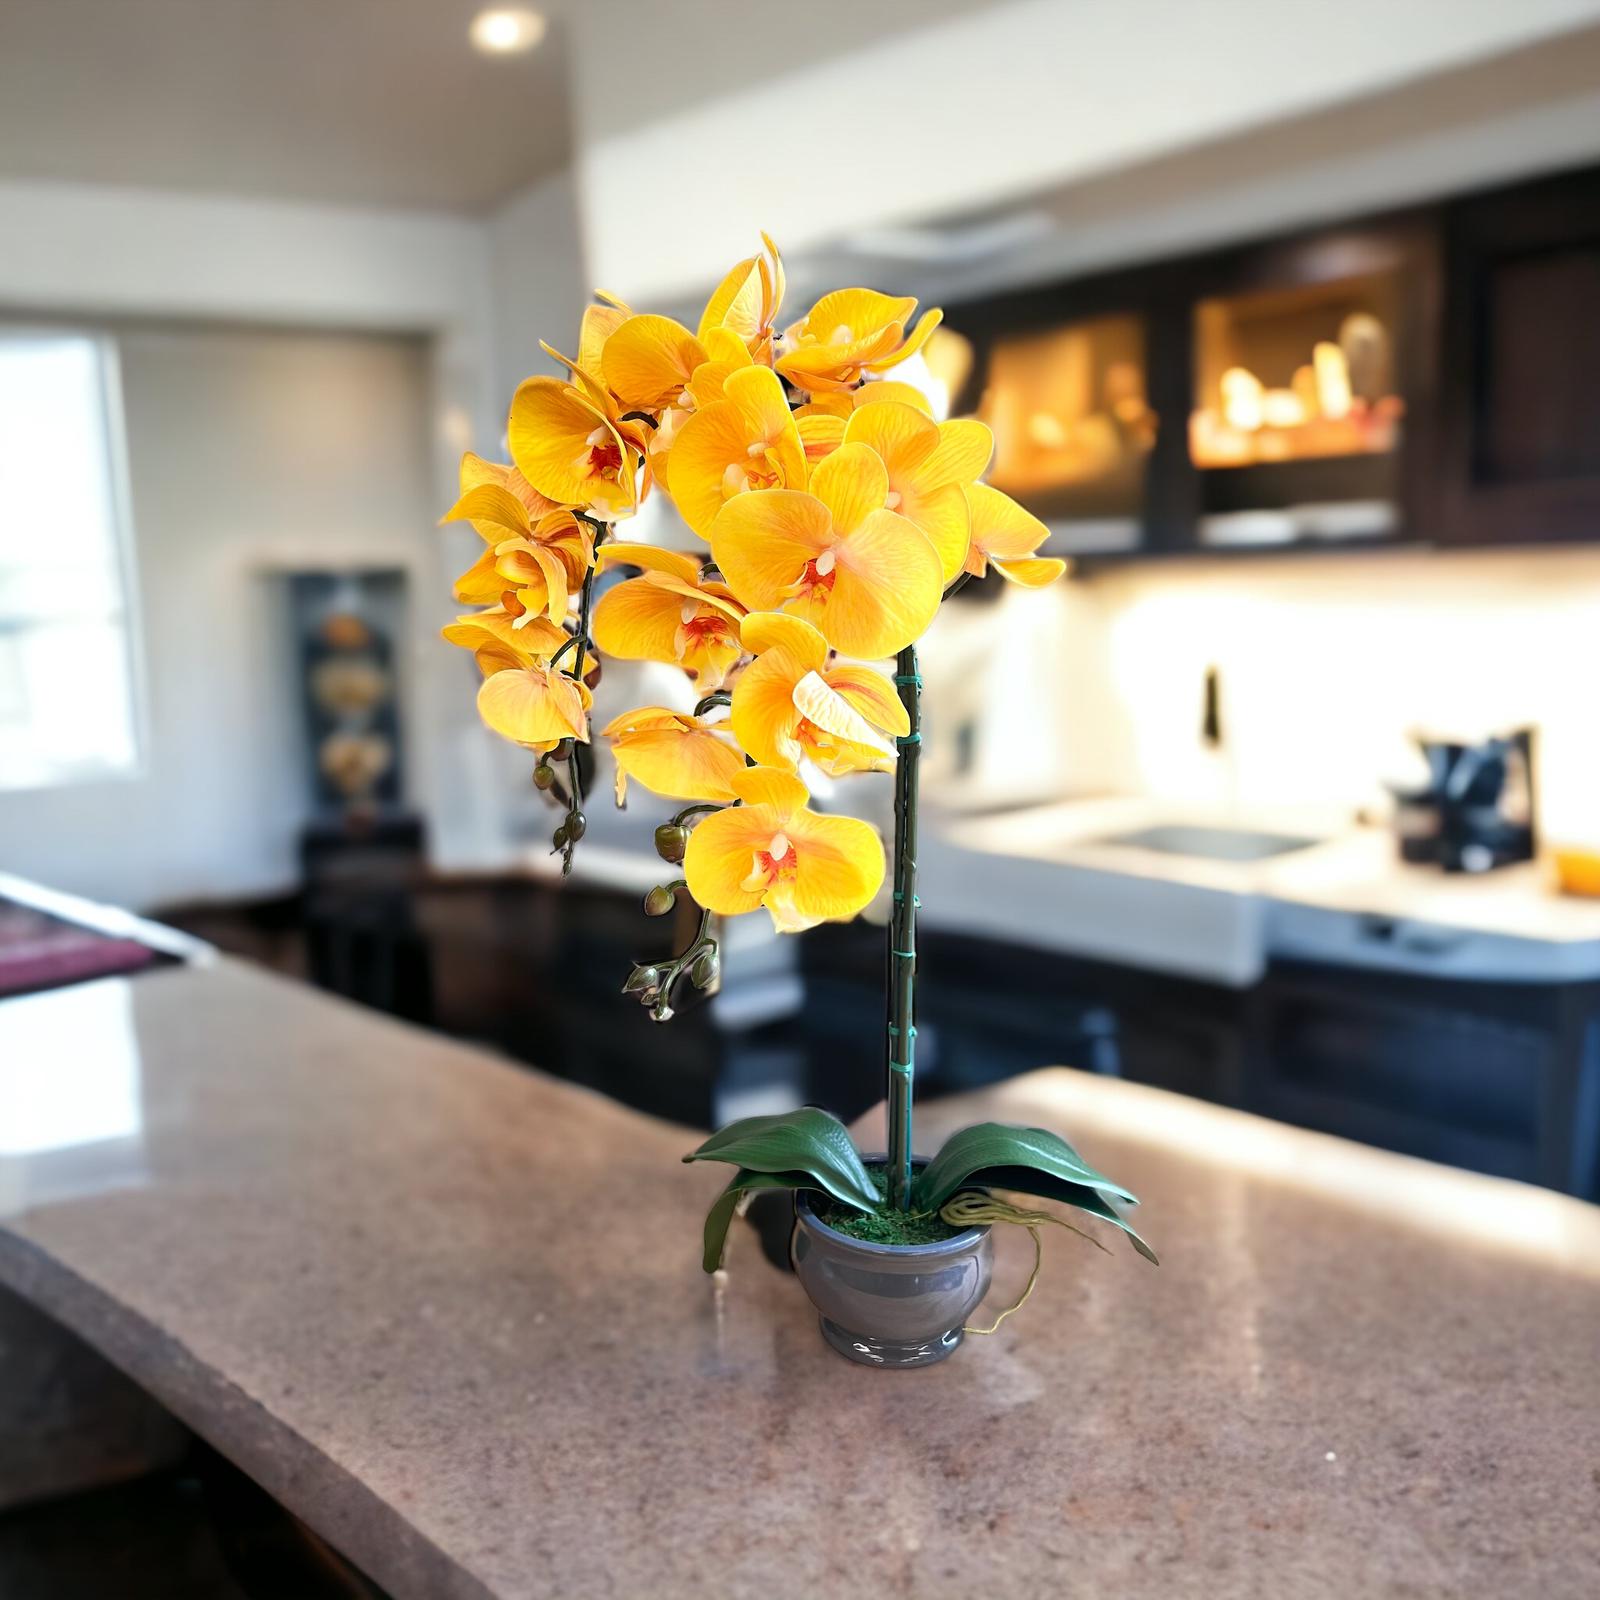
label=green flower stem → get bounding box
[670,801,725,828]
[886,642,921,1211]
[557,519,608,876]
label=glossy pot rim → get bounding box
[794,1155,989,1258]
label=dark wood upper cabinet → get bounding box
[944,160,1600,561]
[1439,166,1600,546]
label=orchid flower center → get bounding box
[719,439,782,502]
[582,426,623,482]
[780,545,840,608]
[742,831,798,893]
[673,604,732,664]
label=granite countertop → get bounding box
[2,960,1599,1598]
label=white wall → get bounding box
[1016,549,1600,845]
[486,168,590,409]
[0,180,490,333]
[0,178,568,892]
[0,326,440,908]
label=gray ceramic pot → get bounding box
[791,1166,992,1368]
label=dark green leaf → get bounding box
[684,1108,878,1212]
[700,1169,806,1274]
[953,1166,1159,1264]
[914,1122,1138,1212]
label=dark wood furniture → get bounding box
[1439,164,1600,547]
[945,159,1600,563]
[1244,959,1600,1195]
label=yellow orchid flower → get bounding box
[531,298,630,400]
[797,382,936,423]
[443,476,593,623]
[963,482,1069,587]
[538,312,663,484]
[591,543,748,691]
[841,404,994,584]
[481,519,580,620]
[595,238,784,444]
[795,411,846,471]
[708,441,942,661]
[776,289,944,394]
[699,233,785,359]
[441,605,570,677]
[683,326,755,409]
[601,314,708,413]
[476,661,591,753]
[632,328,757,496]
[732,612,908,776]
[668,365,808,539]
[684,766,884,934]
[602,706,747,806]
[508,375,638,518]
[576,297,630,384]
[793,382,937,472]
[450,451,562,530]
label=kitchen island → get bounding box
[2,958,1598,1598]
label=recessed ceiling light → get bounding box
[469,7,547,55]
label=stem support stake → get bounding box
[885,642,921,1210]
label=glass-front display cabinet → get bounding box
[1189,264,1408,546]
[956,308,1158,555]
[942,215,1437,562]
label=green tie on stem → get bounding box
[885,643,922,1210]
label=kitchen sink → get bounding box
[1093,824,1322,862]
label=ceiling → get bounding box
[0,0,573,213]
[0,0,1004,216]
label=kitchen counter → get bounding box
[926,797,1600,984]
[3,959,1599,1597]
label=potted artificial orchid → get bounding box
[444,236,1156,1366]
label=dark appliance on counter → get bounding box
[1390,728,1536,873]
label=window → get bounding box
[0,332,142,789]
